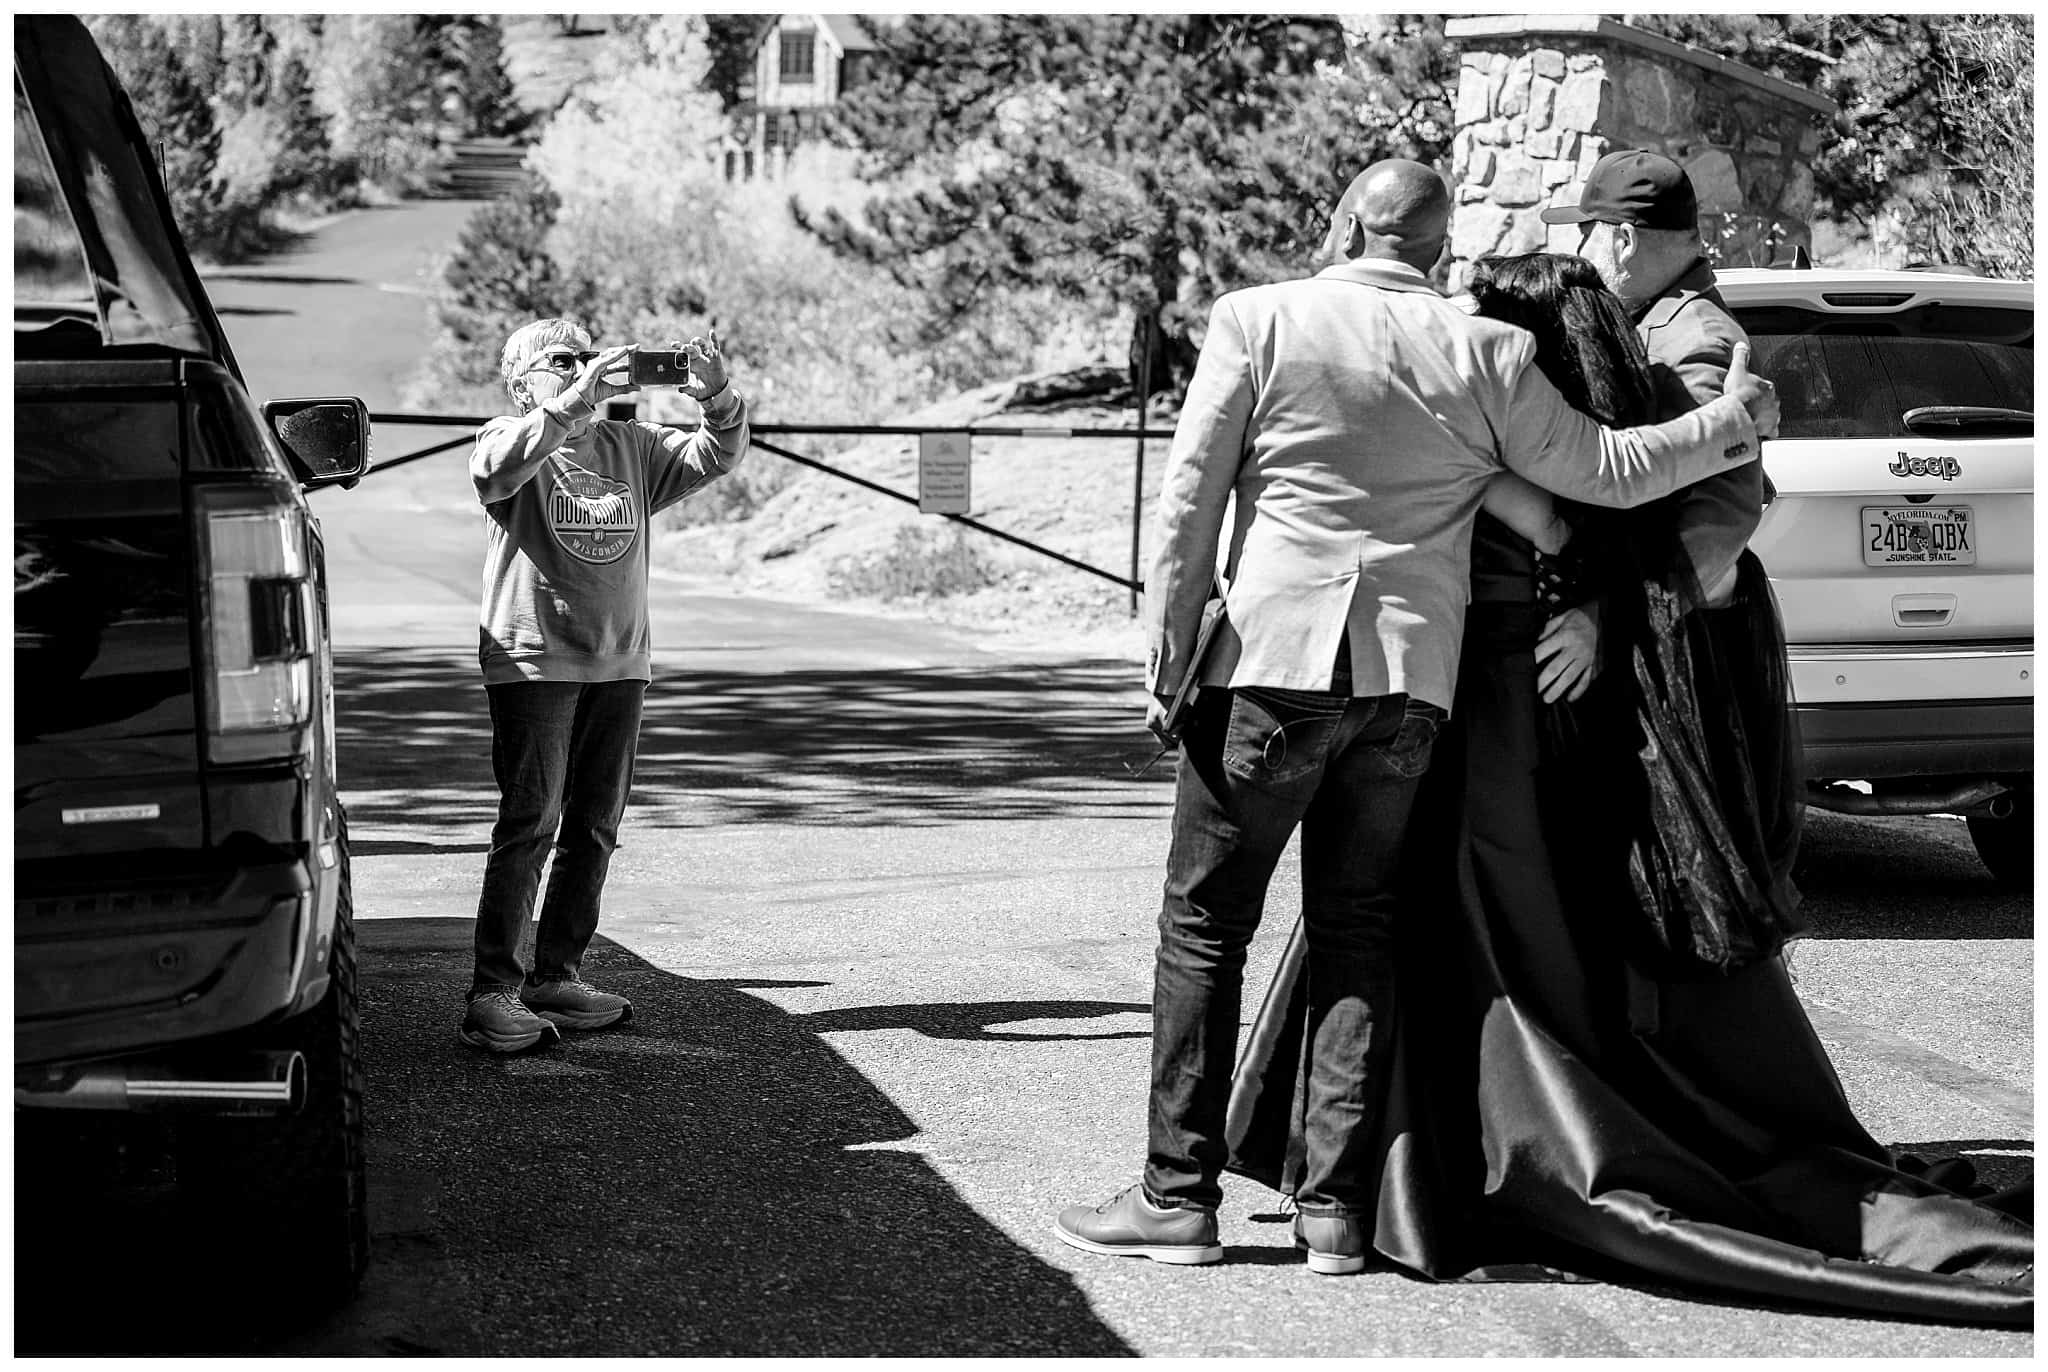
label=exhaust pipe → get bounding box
[14,1051,306,1115]
[1807,780,2010,817]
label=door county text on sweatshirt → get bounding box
[471,386,750,685]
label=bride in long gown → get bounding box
[1224,251,2032,1325]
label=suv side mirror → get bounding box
[264,397,372,490]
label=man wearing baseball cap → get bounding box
[1541,148,1761,607]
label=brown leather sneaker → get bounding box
[1054,1184,1223,1265]
[1294,1212,1369,1275]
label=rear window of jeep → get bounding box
[1734,304,2033,439]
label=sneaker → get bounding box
[1054,1184,1223,1266]
[1294,1212,1369,1275]
[520,976,632,1031]
[461,988,562,1054]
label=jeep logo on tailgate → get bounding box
[1889,453,1962,480]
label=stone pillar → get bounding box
[1441,15,1835,293]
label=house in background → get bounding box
[728,13,885,179]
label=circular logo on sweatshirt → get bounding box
[547,463,638,565]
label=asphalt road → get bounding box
[15,201,2033,1357]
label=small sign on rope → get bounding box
[918,431,972,514]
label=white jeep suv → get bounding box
[1718,267,2033,887]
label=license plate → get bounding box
[1863,505,1975,567]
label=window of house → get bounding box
[779,30,815,83]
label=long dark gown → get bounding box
[1224,513,2033,1326]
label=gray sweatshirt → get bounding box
[471,386,749,685]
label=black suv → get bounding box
[15,17,373,1289]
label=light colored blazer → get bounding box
[1144,257,1761,713]
[1639,258,1763,606]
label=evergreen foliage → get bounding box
[1636,14,2033,275]
[419,16,526,140]
[217,14,276,116]
[456,17,526,138]
[431,177,591,393]
[704,15,769,109]
[1912,15,2030,278]
[795,14,1454,397]
[269,52,342,199]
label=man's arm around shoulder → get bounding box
[1496,334,1773,508]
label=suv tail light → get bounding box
[196,486,314,763]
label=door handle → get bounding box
[1893,593,1956,628]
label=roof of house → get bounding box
[750,14,888,56]
[821,15,880,52]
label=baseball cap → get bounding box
[1539,149,1698,230]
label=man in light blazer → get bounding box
[1054,159,1782,1275]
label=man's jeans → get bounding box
[1146,685,1442,1216]
[472,679,645,996]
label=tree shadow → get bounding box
[201,271,365,287]
[13,924,1137,1357]
[333,646,1171,841]
[796,998,1151,1042]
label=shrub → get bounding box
[411,177,599,411]
[825,522,1004,602]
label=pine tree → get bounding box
[434,178,595,389]
[1637,15,2032,275]
[797,14,1448,398]
[704,15,767,108]
[217,13,277,117]
[270,51,339,198]
[1910,15,2031,276]
[452,17,524,138]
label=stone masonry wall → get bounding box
[1442,17,1835,294]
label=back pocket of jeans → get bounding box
[1366,698,1444,782]
[1223,687,1348,787]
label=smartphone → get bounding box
[626,347,692,389]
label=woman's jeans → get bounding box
[471,679,646,996]
[1146,685,1441,1216]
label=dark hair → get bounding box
[1468,253,1660,429]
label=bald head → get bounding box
[1322,160,1452,272]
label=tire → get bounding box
[1967,788,2033,891]
[177,807,368,1295]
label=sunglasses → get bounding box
[526,349,598,376]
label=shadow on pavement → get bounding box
[335,646,1169,839]
[200,271,364,287]
[14,922,1137,1357]
[1791,812,2029,940]
[797,998,1151,1042]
